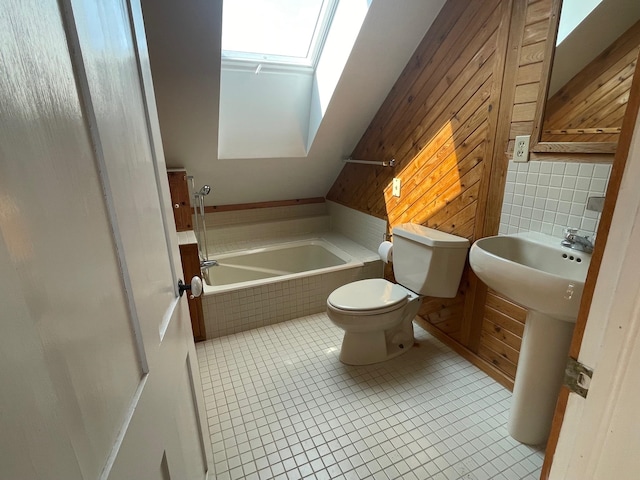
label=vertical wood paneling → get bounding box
[508,0,553,153]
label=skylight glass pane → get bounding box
[222,0,326,61]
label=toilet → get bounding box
[326,223,470,365]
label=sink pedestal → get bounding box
[508,311,575,445]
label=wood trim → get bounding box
[167,170,193,231]
[529,0,631,156]
[415,316,515,391]
[543,127,621,136]
[531,141,617,154]
[529,0,561,150]
[462,0,525,351]
[540,386,570,480]
[179,242,206,342]
[200,197,325,214]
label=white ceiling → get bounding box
[142,0,446,206]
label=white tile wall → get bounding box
[500,160,611,238]
[202,262,381,338]
[327,201,388,253]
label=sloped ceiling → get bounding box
[142,0,445,206]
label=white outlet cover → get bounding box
[392,178,401,197]
[514,135,530,163]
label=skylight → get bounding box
[221,0,337,68]
[556,0,603,46]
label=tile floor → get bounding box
[197,313,544,480]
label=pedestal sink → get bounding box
[469,232,591,445]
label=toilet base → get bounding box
[338,318,415,366]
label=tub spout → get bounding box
[201,259,219,270]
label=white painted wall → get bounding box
[219,68,312,158]
[142,0,446,206]
[308,0,371,150]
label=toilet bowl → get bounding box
[327,278,421,365]
[326,223,470,366]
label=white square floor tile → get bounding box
[197,313,544,479]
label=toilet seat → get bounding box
[327,278,409,315]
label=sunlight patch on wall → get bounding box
[383,121,464,227]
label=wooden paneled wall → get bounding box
[328,0,621,389]
[542,20,640,143]
[479,0,620,384]
[327,0,517,382]
[508,0,554,153]
[476,0,556,384]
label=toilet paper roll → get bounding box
[378,241,393,263]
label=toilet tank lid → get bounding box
[392,223,470,248]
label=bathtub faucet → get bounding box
[200,259,219,270]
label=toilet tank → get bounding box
[391,223,470,298]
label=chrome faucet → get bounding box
[561,228,594,254]
[200,259,219,270]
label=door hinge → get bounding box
[563,357,593,398]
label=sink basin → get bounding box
[469,232,592,445]
[470,232,591,322]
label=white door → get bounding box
[549,89,640,477]
[0,0,211,479]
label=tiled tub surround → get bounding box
[197,313,545,480]
[202,232,382,338]
[202,201,387,257]
[499,161,611,238]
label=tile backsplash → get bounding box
[499,160,611,238]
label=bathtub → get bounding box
[203,239,359,293]
[200,237,382,338]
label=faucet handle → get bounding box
[564,227,578,238]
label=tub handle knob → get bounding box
[178,276,203,299]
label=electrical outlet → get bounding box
[514,135,530,163]
[392,178,401,197]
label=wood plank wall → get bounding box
[328,0,620,388]
[479,0,554,383]
[327,0,516,374]
[479,0,623,383]
[541,20,640,143]
[508,0,553,152]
